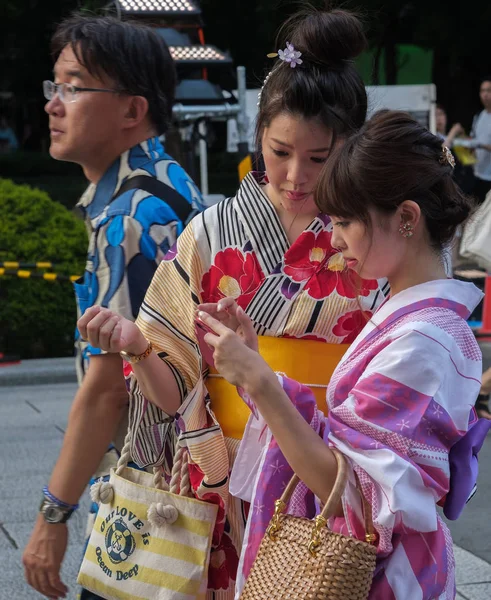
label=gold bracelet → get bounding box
[120,341,153,364]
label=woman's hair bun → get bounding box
[440,195,473,228]
[277,6,367,67]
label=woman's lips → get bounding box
[285,190,310,202]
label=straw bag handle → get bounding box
[266,448,376,553]
[115,428,191,496]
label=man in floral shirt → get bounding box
[23,15,203,600]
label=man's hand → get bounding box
[23,514,69,599]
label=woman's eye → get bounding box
[271,148,288,157]
[334,221,350,228]
[311,156,328,164]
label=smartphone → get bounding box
[195,318,215,368]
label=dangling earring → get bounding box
[398,221,414,238]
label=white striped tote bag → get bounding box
[78,430,218,600]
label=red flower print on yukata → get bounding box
[283,230,335,281]
[122,360,133,378]
[283,230,378,300]
[332,309,372,343]
[201,248,264,309]
[208,532,239,590]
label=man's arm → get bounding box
[49,353,129,503]
[22,353,129,599]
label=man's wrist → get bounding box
[39,486,78,524]
[42,486,79,510]
[39,498,75,524]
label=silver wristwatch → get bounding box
[39,498,74,524]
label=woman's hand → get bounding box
[198,299,258,352]
[197,307,270,389]
[77,306,147,355]
[198,297,242,335]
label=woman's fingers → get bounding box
[237,306,259,351]
[110,321,123,352]
[77,305,102,339]
[217,297,238,313]
[197,311,229,337]
[197,303,221,318]
[98,315,120,351]
[197,302,237,327]
[84,309,117,349]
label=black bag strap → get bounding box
[112,175,197,223]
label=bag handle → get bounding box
[266,448,376,554]
[116,429,191,496]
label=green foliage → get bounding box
[0,178,87,358]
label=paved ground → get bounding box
[0,359,491,599]
[0,382,90,599]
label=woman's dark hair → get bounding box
[255,5,367,146]
[51,15,176,135]
[316,109,474,249]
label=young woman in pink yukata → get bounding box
[197,110,491,599]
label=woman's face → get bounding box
[261,113,334,218]
[330,208,406,281]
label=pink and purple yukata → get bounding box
[231,278,490,599]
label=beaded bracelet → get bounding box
[42,486,79,511]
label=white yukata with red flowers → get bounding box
[127,170,387,599]
[231,278,485,600]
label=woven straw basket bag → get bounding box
[240,449,377,600]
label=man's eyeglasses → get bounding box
[43,80,120,104]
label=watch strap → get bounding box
[120,340,153,364]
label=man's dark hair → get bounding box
[51,14,176,135]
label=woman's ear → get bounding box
[399,200,421,229]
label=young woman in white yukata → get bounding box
[197,110,491,599]
[76,6,390,598]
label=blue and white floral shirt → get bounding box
[74,136,204,380]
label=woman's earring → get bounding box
[398,222,414,238]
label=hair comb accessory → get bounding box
[440,144,456,169]
[257,42,303,107]
[278,42,303,68]
[265,42,303,68]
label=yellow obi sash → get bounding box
[206,336,349,440]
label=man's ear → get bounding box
[122,95,149,130]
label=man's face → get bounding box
[480,80,491,111]
[45,45,129,170]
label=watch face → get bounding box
[43,504,65,523]
[41,500,66,523]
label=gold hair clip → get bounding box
[440,144,456,169]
